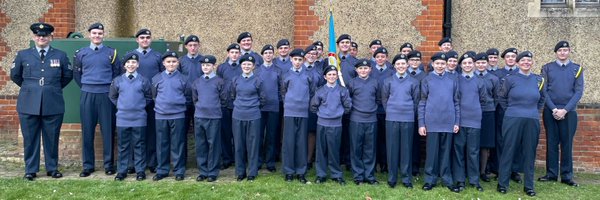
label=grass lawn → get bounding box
[1,168,599,200]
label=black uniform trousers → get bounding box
[259,111,280,169]
[232,118,261,177]
[316,125,343,179]
[282,117,308,175]
[412,116,423,175]
[376,114,387,169]
[493,105,522,174]
[220,108,234,166]
[194,118,222,177]
[424,132,453,186]
[349,121,377,182]
[498,117,539,190]
[117,126,146,174]
[543,108,578,180]
[155,118,186,176]
[145,104,157,169]
[80,91,115,171]
[385,121,414,184]
[20,113,63,174]
[452,127,481,185]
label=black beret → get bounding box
[458,52,474,63]
[305,45,317,53]
[312,41,324,47]
[200,55,217,64]
[486,48,499,56]
[351,42,358,48]
[373,47,388,57]
[161,51,178,60]
[289,48,305,58]
[336,34,351,43]
[122,52,139,62]
[323,65,338,75]
[227,43,241,52]
[261,44,275,54]
[276,39,290,48]
[135,28,151,38]
[431,52,447,61]
[474,53,488,61]
[239,53,255,64]
[400,42,413,50]
[438,37,452,46]
[446,51,459,60]
[369,39,382,47]
[237,32,252,43]
[516,51,533,62]
[185,35,200,45]
[464,51,477,58]
[554,41,570,52]
[392,54,408,64]
[87,22,104,32]
[501,48,518,58]
[355,59,371,68]
[30,22,54,36]
[407,50,422,59]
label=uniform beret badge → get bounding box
[39,24,44,29]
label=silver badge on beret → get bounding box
[39,24,44,29]
[382,49,387,53]
[528,53,532,57]
[407,44,411,47]
[362,61,368,65]
[376,41,381,44]
[512,49,517,53]
[171,52,176,56]
[99,25,103,29]
[464,54,469,58]
[417,53,421,56]
[441,54,446,59]
[269,46,273,49]
[235,45,239,48]
[205,58,209,62]
[192,37,197,41]
[348,36,352,40]
[145,31,150,34]
[330,66,336,70]
[249,57,253,60]
[132,55,137,59]
[563,43,568,47]
[301,52,304,56]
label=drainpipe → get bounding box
[443,0,452,37]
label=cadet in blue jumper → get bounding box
[216,43,242,170]
[350,42,359,58]
[370,47,394,173]
[74,22,121,177]
[230,54,266,182]
[381,54,419,188]
[237,32,264,66]
[151,51,191,181]
[179,35,203,160]
[11,23,73,180]
[280,49,314,183]
[336,34,357,169]
[311,65,353,185]
[452,53,487,192]
[407,50,427,177]
[304,45,324,171]
[274,39,292,73]
[192,55,226,183]
[126,28,163,174]
[109,53,152,181]
[348,58,381,185]
[496,51,545,197]
[445,51,460,77]
[256,44,282,172]
[399,43,414,56]
[538,41,583,187]
[419,52,461,193]
[474,52,500,182]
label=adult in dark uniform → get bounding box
[74,23,121,177]
[11,22,73,180]
[538,41,583,187]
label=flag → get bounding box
[327,1,345,87]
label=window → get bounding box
[533,0,600,17]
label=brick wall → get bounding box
[293,0,323,48]
[41,0,76,38]
[413,0,444,67]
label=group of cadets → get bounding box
[12,22,584,197]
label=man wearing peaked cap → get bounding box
[237,32,264,66]
[539,40,583,188]
[275,39,293,73]
[11,22,72,181]
[74,22,121,178]
[217,43,243,170]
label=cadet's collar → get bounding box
[396,72,407,79]
[408,67,421,74]
[556,60,571,66]
[304,62,315,68]
[326,82,337,88]
[204,72,216,79]
[242,72,254,79]
[187,53,199,59]
[291,66,303,73]
[263,62,272,68]
[241,49,252,55]
[339,52,350,58]
[279,56,289,62]
[435,71,446,76]
[127,71,138,78]
[518,69,531,76]
[90,43,104,50]
[136,48,151,54]
[462,72,474,78]
[35,46,49,53]
[376,64,387,71]
[165,70,177,75]
[446,69,456,74]
[478,70,488,76]
[488,65,498,71]
[228,59,238,66]
[504,65,517,71]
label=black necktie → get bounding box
[39,49,45,61]
[282,59,286,62]
[205,76,209,79]
[143,50,147,55]
[379,68,384,72]
[509,68,513,71]
[466,75,470,79]
[341,56,346,60]
[308,65,312,69]
[128,74,134,79]
[168,72,172,75]
[245,53,249,55]
[399,76,403,79]
[94,47,99,51]
[479,73,484,77]
[410,71,416,76]
[232,63,237,67]
[245,76,248,79]
[562,64,566,68]
[438,73,443,77]
[295,70,300,73]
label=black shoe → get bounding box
[175,174,184,181]
[367,180,379,185]
[196,175,207,182]
[315,177,326,184]
[538,175,558,182]
[79,169,95,177]
[422,183,435,191]
[354,179,362,185]
[46,170,63,178]
[497,185,507,194]
[387,182,396,188]
[23,173,36,181]
[285,174,294,182]
[561,179,579,187]
[221,163,232,170]
[148,167,157,173]
[480,174,491,182]
[447,185,460,193]
[207,176,217,182]
[332,178,346,185]
[114,173,126,181]
[298,175,307,184]
[267,167,276,173]
[127,168,136,174]
[403,183,414,189]
[136,172,146,181]
[510,172,522,183]
[472,184,484,192]
[105,169,115,175]
[153,173,168,181]
[524,188,536,196]
[456,182,465,191]
[247,176,256,182]
[236,175,246,181]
